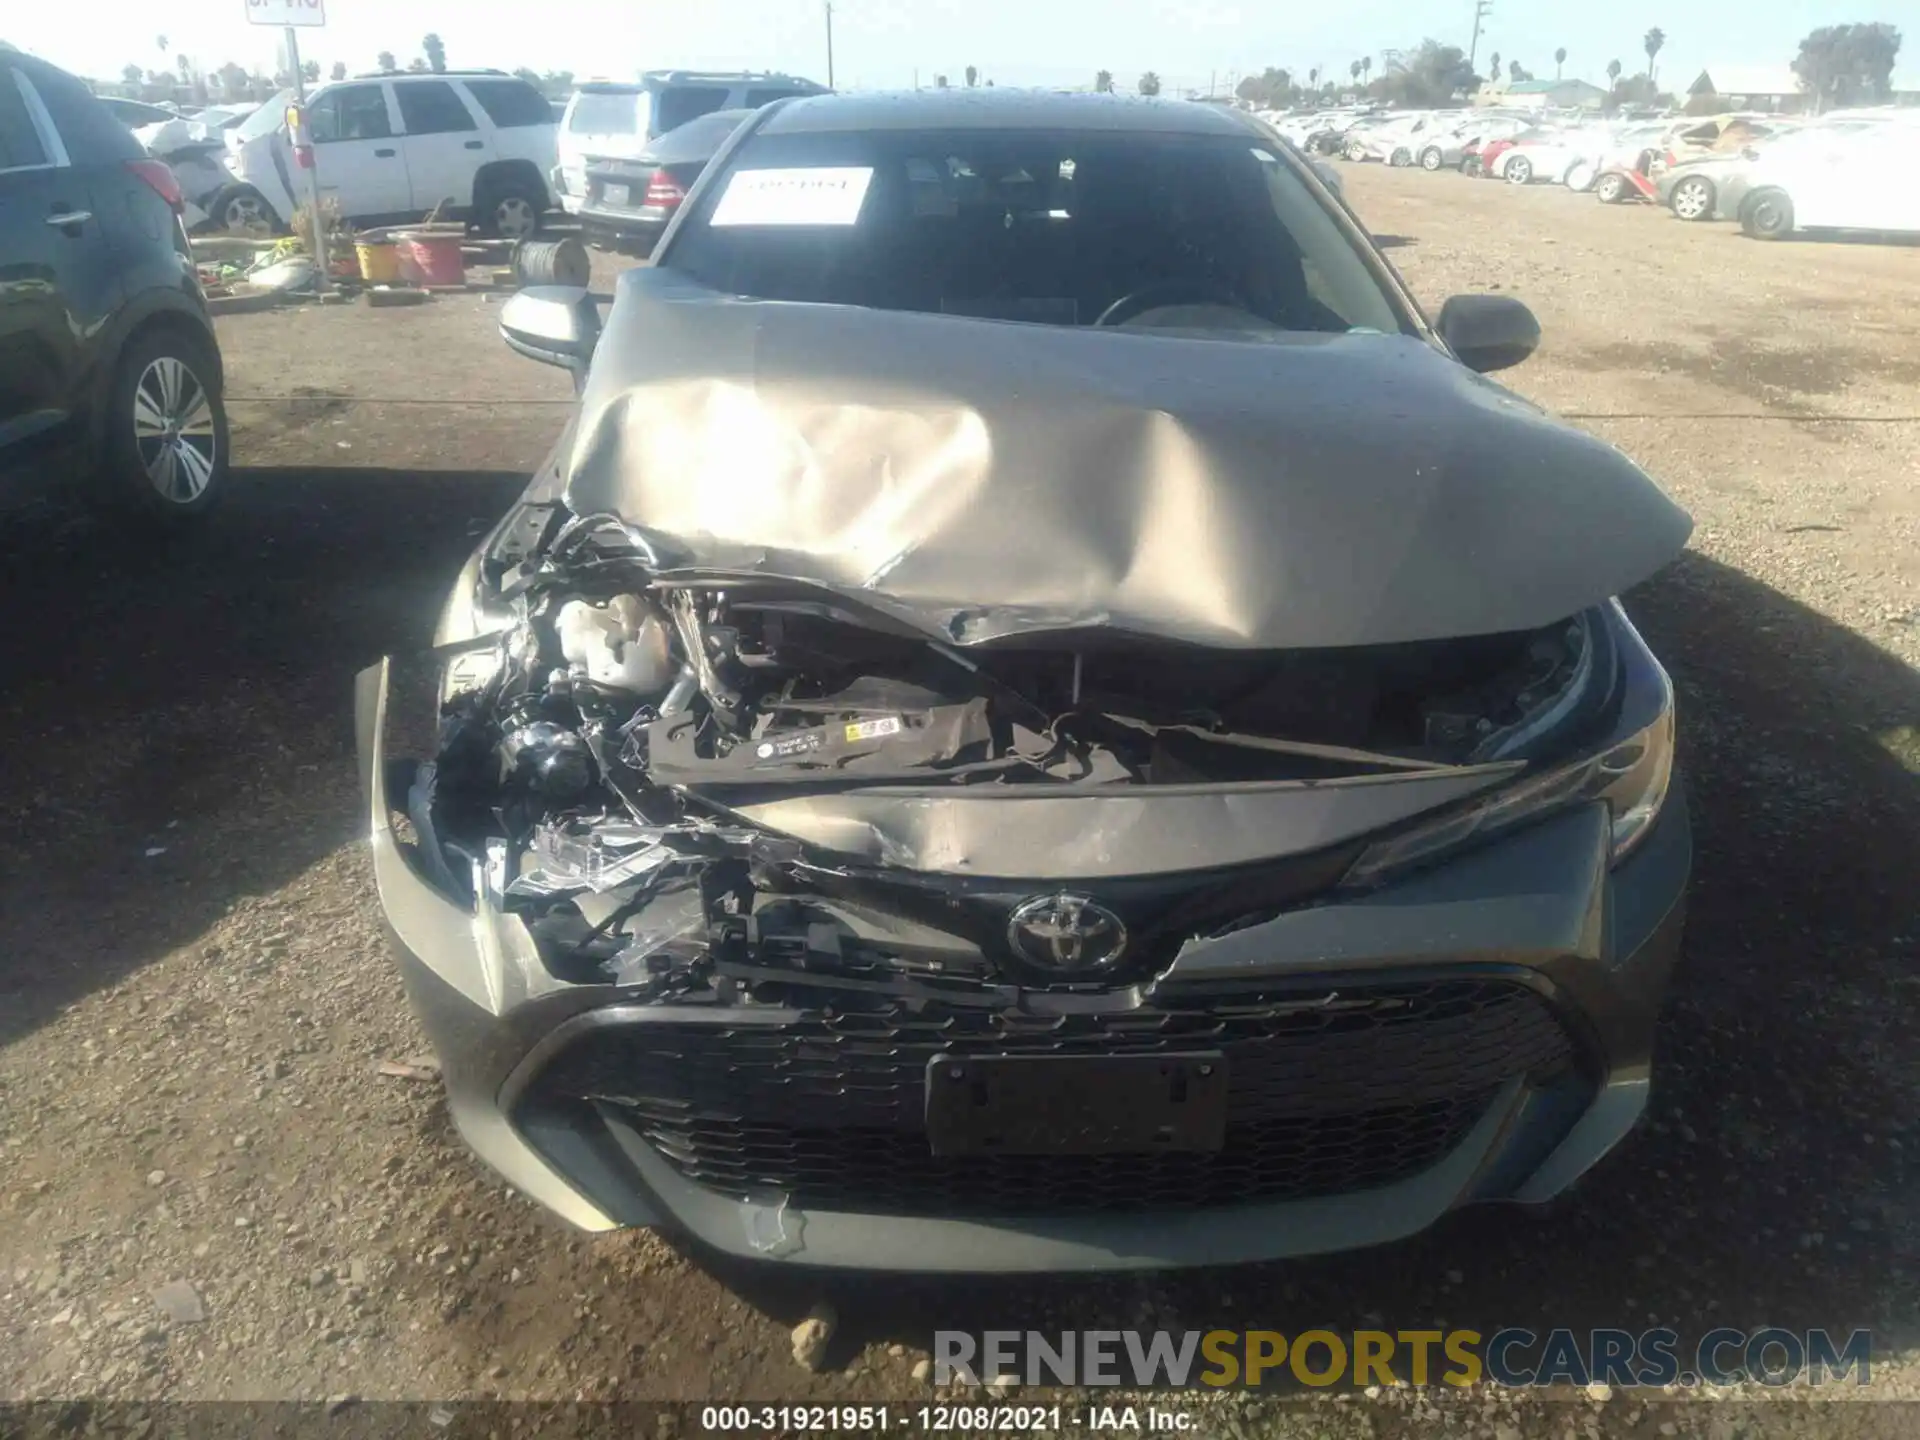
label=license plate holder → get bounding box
[924,1052,1228,1156]
[602,183,630,207]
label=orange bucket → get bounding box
[394,231,466,287]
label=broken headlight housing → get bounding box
[1342,603,1675,888]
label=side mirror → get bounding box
[1436,294,1541,374]
[500,286,601,378]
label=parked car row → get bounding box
[1273,100,1920,242]
[1644,110,1920,238]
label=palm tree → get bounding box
[1607,58,1622,89]
[1361,56,1372,86]
[1555,47,1567,79]
[965,65,978,87]
[376,51,396,73]
[1095,69,1113,93]
[1138,71,1162,96]
[422,33,447,73]
[1643,27,1665,85]
[1349,60,1362,83]
[1489,51,1501,84]
[1309,66,1320,88]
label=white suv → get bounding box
[553,70,826,215]
[212,70,557,238]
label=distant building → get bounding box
[1476,77,1608,110]
[1687,66,1807,113]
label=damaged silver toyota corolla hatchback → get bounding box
[356,91,1693,1271]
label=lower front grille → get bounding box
[521,977,1578,1216]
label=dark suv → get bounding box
[0,51,229,520]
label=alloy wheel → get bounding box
[495,196,538,239]
[1421,148,1443,171]
[132,356,218,504]
[1672,179,1711,220]
[1506,157,1532,184]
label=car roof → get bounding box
[347,69,518,83]
[573,72,824,94]
[757,89,1258,138]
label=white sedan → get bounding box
[1493,126,1605,185]
[1736,121,1920,239]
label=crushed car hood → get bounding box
[562,269,1691,649]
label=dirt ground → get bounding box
[2,165,1918,1436]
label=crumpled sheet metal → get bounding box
[562,269,1691,650]
[732,763,1522,879]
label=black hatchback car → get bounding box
[0,51,230,520]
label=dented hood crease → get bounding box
[562,269,1692,649]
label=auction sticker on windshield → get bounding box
[711,167,875,227]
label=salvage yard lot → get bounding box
[2,165,1918,1429]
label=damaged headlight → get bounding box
[1342,605,1675,887]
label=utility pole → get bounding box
[1468,0,1492,72]
[824,0,835,89]
[284,26,329,296]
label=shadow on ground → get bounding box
[441,550,1920,1391]
[0,467,527,1048]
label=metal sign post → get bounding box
[245,0,329,293]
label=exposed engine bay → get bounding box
[406,507,1614,997]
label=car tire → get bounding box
[479,179,544,240]
[1670,175,1715,222]
[1504,155,1533,185]
[1389,147,1412,168]
[101,328,230,521]
[208,184,279,235]
[1564,160,1598,192]
[1345,140,1366,162]
[1421,146,1444,171]
[1742,187,1795,240]
[1595,171,1630,204]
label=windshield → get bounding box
[569,89,646,135]
[233,89,295,142]
[664,127,1408,338]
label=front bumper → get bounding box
[355,659,1689,1273]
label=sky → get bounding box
[5,0,1903,96]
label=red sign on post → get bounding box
[245,0,326,27]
